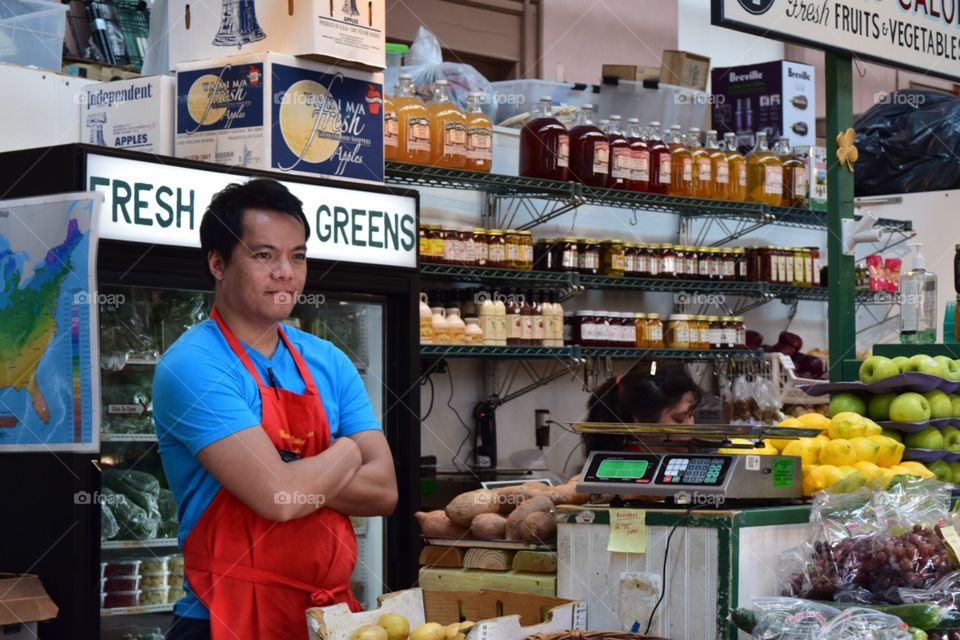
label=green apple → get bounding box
[929,459,953,482]
[904,426,944,449]
[829,392,867,418]
[952,395,960,418]
[950,461,960,483]
[925,390,953,419]
[893,356,911,373]
[881,428,903,443]
[907,354,945,377]
[942,425,960,451]
[935,356,960,381]
[890,392,932,422]
[860,356,901,384]
[867,393,898,421]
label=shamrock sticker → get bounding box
[836,127,858,172]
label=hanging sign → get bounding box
[712,0,960,82]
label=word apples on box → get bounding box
[175,53,384,184]
[167,0,385,71]
[80,76,175,156]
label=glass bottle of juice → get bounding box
[626,118,649,192]
[706,130,729,200]
[567,104,609,187]
[428,80,467,168]
[384,93,398,162]
[519,96,569,181]
[775,137,807,208]
[605,115,631,189]
[724,132,747,201]
[746,131,783,205]
[394,74,431,165]
[464,92,493,173]
[688,127,712,199]
[646,121,671,194]
[668,124,693,197]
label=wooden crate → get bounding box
[306,588,585,640]
[659,50,710,91]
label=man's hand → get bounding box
[322,430,398,517]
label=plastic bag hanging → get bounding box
[398,26,493,115]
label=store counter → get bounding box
[555,503,812,640]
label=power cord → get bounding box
[445,367,474,472]
[420,374,435,422]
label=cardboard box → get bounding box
[167,0,385,71]
[711,60,816,151]
[80,76,175,156]
[601,64,661,83]
[175,52,384,184]
[660,50,710,91]
[808,145,827,212]
[0,573,58,640]
[307,588,585,640]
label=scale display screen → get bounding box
[596,459,650,479]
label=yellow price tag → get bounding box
[607,509,646,554]
[941,525,960,563]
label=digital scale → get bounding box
[572,422,820,505]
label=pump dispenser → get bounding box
[900,242,938,344]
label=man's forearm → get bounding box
[324,463,397,516]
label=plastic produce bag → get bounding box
[854,90,960,196]
[157,489,179,538]
[101,501,120,541]
[817,607,913,639]
[749,597,840,639]
[900,570,960,619]
[398,26,492,113]
[102,487,158,541]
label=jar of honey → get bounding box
[504,230,523,269]
[519,231,534,270]
[487,230,506,268]
[474,228,489,266]
[600,239,626,277]
[634,312,648,347]
[665,314,691,349]
[646,313,665,348]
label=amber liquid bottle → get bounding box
[724,132,747,202]
[668,124,693,197]
[567,104,609,187]
[605,115,631,190]
[626,118,650,192]
[646,121,671,195]
[519,97,570,181]
[746,131,783,205]
[688,127,712,199]
[384,93,398,162]
[428,80,467,168]
[706,130,729,200]
[464,91,493,172]
[394,74,431,165]
[775,137,807,207]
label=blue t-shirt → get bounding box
[152,320,380,619]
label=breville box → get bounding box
[80,76,175,155]
[601,64,661,83]
[711,60,815,152]
[167,0,385,71]
[0,573,58,639]
[660,50,710,91]
[175,53,384,184]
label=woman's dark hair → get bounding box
[199,178,310,269]
[583,361,703,451]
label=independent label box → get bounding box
[175,53,384,184]
[80,76,175,156]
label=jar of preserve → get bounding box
[809,247,822,286]
[647,243,663,278]
[618,312,634,346]
[556,236,579,272]
[458,228,475,266]
[696,246,710,280]
[707,316,723,349]
[624,243,639,276]
[719,316,737,349]
[674,245,687,279]
[487,230,507,268]
[534,239,554,271]
[563,311,574,344]
[519,231,534,270]
[646,313,665,348]
[440,227,456,265]
[758,247,775,283]
[660,243,678,279]
[734,247,747,281]
[695,315,711,349]
[574,310,595,346]
[596,311,613,347]
[634,312,648,347]
[636,243,652,277]
[578,238,600,275]
[419,225,430,263]
[745,247,761,282]
[600,239,626,277]
[473,228,489,266]
[681,246,698,280]
[723,248,738,281]
[686,313,700,349]
[733,316,746,348]
[504,230,523,269]
[665,314,691,349]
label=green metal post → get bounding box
[826,53,856,381]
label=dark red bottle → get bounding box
[646,121,671,195]
[519,97,569,181]
[626,118,650,193]
[604,115,631,190]
[567,104,609,187]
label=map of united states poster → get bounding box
[0,193,101,452]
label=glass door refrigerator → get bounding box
[0,145,422,639]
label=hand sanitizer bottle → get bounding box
[900,242,937,344]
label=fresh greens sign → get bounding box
[712,0,960,82]
[85,155,417,268]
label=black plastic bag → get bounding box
[855,90,960,196]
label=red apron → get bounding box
[184,307,361,640]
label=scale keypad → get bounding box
[659,457,726,485]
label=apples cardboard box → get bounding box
[80,76,175,156]
[0,573,58,639]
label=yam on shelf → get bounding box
[445,489,500,527]
[505,495,554,541]
[415,510,469,538]
[519,511,558,543]
[470,512,507,540]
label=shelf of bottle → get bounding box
[101,604,174,617]
[420,345,765,360]
[767,284,899,304]
[386,162,912,232]
[419,263,574,285]
[101,538,178,550]
[577,274,766,294]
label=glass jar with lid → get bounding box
[487,230,507,268]
[600,239,626,277]
[624,243,639,276]
[441,227,458,265]
[474,228,489,266]
[534,238,554,271]
[574,310,594,346]
[578,238,600,275]
[682,246,698,280]
[593,311,610,346]
[504,230,523,269]
[555,237,579,272]
[659,243,678,279]
[646,313,665,348]
[519,231,534,270]
[732,316,746,348]
[458,228,475,266]
[674,245,687,279]
[634,312,648,348]
[636,243,652,277]
[707,316,723,349]
[734,247,747,281]
[665,314,692,349]
[718,316,737,349]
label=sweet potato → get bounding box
[518,481,550,499]
[519,511,557,543]
[505,494,554,541]
[415,511,468,538]
[470,512,507,540]
[546,482,590,506]
[445,489,499,527]
[492,485,526,515]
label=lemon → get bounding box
[828,412,869,440]
[862,417,883,436]
[819,464,845,488]
[834,467,867,492]
[876,467,896,488]
[867,435,905,467]
[898,461,936,478]
[820,439,858,466]
[781,438,821,465]
[796,412,831,430]
[768,417,802,451]
[377,614,410,640]
[853,461,882,484]
[849,437,881,464]
[802,465,828,496]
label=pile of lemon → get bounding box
[720,412,931,496]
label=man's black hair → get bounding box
[199,178,310,271]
